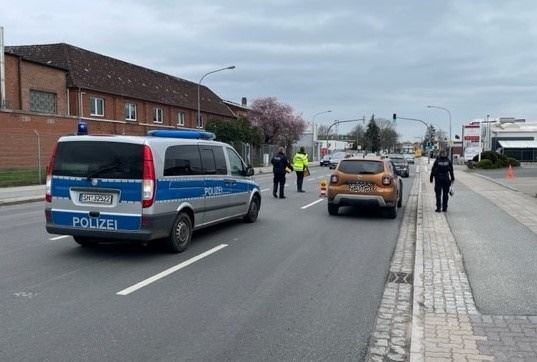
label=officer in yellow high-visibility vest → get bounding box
[292,147,309,192]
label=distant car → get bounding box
[403,154,415,164]
[328,152,347,169]
[320,155,331,167]
[327,156,403,218]
[388,155,410,177]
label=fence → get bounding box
[0,130,319,187]
[0,131,60,187]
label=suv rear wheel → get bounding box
[328,203,339,215]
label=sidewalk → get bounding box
[367,159,537,361]
[0,184,45,205]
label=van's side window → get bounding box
[164,145,203,176]
[226,148,245,176]
[201,146,227,175]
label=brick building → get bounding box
[0,43,239,171]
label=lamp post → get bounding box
[312,110,331,160]
[427,105,452,160]
[197,66,235,128]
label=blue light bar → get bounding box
[147,130,216,140]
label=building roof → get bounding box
[5,43,235,118]
[498,140,537,149]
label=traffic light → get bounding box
[392,114,396,122]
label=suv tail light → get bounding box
[142,145,156,208]
[330,174,339,183]
[45,144,58,203]
[382,175,393,186]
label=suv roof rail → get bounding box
[147,130,216,140]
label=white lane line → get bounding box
[301,198,324,209]
[49,235,70,241]
[117,244,228,296]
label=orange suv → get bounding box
[327,156,403,218]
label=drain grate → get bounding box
[388,272,413,284]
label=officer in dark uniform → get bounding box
[430,149,455,212]
[271,147,293,198]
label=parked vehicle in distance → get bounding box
[388,154,410,177]
[320,154,331,167]
[403,153,415,164]
[45,130,262,253]
[327,156,403,218]
[328,152,348,169]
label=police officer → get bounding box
[430,149,455,212]
[271,147,293,198]
[292,146,309,192]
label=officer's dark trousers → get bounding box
[296,171,304,191]
[434,177,451,211]
[273,172,286,197]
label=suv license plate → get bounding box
[349,182,373,193]
[79,193,112,204]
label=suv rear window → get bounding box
[338,160,384,174]
[53,141,143,179]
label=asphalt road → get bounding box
[0,166,416,361]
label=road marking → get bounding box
[117,244,228,296]
[301,198,324,209]
[261,188,270,192]
[49,235,70,241]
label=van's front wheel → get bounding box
[166,212,192,253]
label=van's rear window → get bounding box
[53,141,143,179]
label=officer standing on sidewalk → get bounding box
[430,149,455,212]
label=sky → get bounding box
[2,0,537,141]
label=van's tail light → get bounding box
[330,174,339,184]
[45,144,58,203]
[142,145,155,208]
[382,175,393,186]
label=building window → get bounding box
[90,97,104,116]
[30,90,56,114]
[153,108,164,123]
[125,103,137,121]
[176,112,185,126]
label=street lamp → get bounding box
[427,105,452,159]
[197,66,235,128]
[312,110,331,160]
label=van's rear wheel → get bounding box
[166,212,192,253]
[73,236,98,247]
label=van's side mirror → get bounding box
[243,165,255,176]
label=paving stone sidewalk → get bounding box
[367,161,537,362]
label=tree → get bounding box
[249,97,307,145]
[375,118,398,152]
[364,114,381,153]
[317,124,337,140]
[349,124,366,150]
[206,116,263,146]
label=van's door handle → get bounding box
[224,179,236,186]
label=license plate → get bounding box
[79,193,112,204]
[348,182,374,192]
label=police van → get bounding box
[45,129,262,253]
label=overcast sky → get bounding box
[2,0,537,141]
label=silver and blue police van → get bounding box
[45,130,262,253]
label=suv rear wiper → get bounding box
[87,161,123,180]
